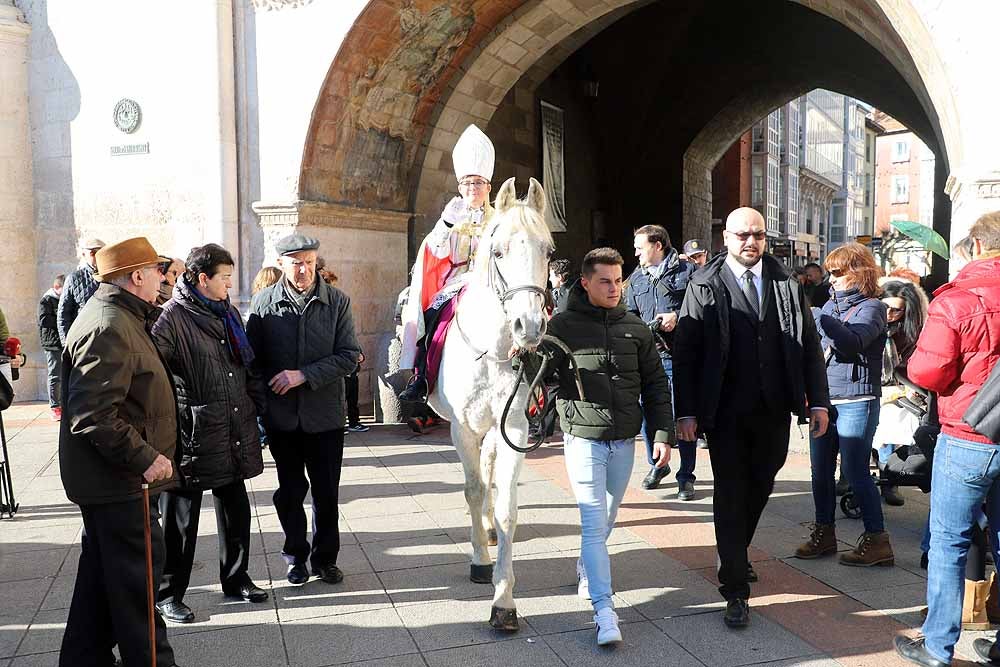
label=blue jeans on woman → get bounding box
[563,434,635,612]
[809,399,884,533]
[922,433,1000,663]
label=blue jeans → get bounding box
[809,399,884,533]
[563,434,634,612]
[922,433,1000,663]
[642,357,696,484]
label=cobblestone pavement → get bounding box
[0,402,990,666]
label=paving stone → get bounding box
[274,572,393,622]
[542,620,705,666]
[751,658,840,666]
[0,550,67,584]
[347,511,445,544]
[169,623,286,666]
[395,596,538,651]
[780,554,924,593]
[847,581,927,627]
[159,589,279,637]
[8,651,58,667]
[514,586,641,635]
[378,560,494,607]
[14,609,66,657]
[0,580,47,619]
[282,607,418,666]
[361,534,467,572]
[422,636,565,667]
[656,611,817,666]
[0,615,27,660]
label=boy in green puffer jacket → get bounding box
[544,247,675,646]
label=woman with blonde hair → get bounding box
[251,266,282,295]
[795,243,892,566]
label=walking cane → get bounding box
[141,482,157,667]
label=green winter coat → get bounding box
[545,282,675,443]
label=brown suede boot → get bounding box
[839,531,894,567]
[963,578,992,630]
[986,573,1000,624]
[794,523,837,559]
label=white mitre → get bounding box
[452,124,495,182]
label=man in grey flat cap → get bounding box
[247,233,361,586]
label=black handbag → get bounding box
[0,370,13,412]
[963,360,1000,443]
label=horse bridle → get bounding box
[485,225,549,306]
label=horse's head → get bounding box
[477,177,554,350]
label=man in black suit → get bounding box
[673,207,830,629]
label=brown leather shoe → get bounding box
[839,531,894,567]
[794,523,837,559]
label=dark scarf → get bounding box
[187,277,255,367]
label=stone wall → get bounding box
[0,2,39,398]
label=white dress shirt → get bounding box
[724,254,763,304]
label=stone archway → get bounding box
[291,0,964,415]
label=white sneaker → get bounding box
[594,607,622,645]
[576,559,590,599]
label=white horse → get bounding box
[428,177,553,631]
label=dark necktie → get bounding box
[742,269,760,316]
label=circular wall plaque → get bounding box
[113,98,142,134]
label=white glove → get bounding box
[441,196,468,226]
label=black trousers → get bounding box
[707,413,791,601]
[345,370,360,426]
[60,496,175,667]
[268,428,345,568]
[157,480,252,603]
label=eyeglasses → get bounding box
[829,268,847,278]
[458,179,489,189]
[886,306,905,314]
[726,230,766,241]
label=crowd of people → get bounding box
[8,118,996,665]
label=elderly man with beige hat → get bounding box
[59,236,181,667]
[57,236,106,344]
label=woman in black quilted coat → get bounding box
[150,243,269,623]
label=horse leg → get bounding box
[450,421,492,583]
[489,424,526,631]
[480,430,498,547]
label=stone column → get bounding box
[682,158,713,244]
[0,2,41,400]
[946,171,1000,250]
[253,201,410,421]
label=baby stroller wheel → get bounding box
[840,492,862,519]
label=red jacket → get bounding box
[908,257,1000,443]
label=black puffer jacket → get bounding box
[38,290,61,351]
[151,276,265,490]
[58,263,100,344]
[247,278,361,433]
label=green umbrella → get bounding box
[889,220,950,260]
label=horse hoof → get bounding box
[488,529,498,547]
[470,563,493,583]
[489,606,519,632]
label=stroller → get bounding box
[841,379,937,519]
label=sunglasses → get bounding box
[829,268,847,278]
[727,230,766,241]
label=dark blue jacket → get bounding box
[624,248,696,357]
[812,289,887,399]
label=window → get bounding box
[752,123,765,153]
[831,226,845,242]
[752,162,764,204]
[892,139,910,163]
[892,175,910,204]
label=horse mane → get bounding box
[473,198,554,277]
